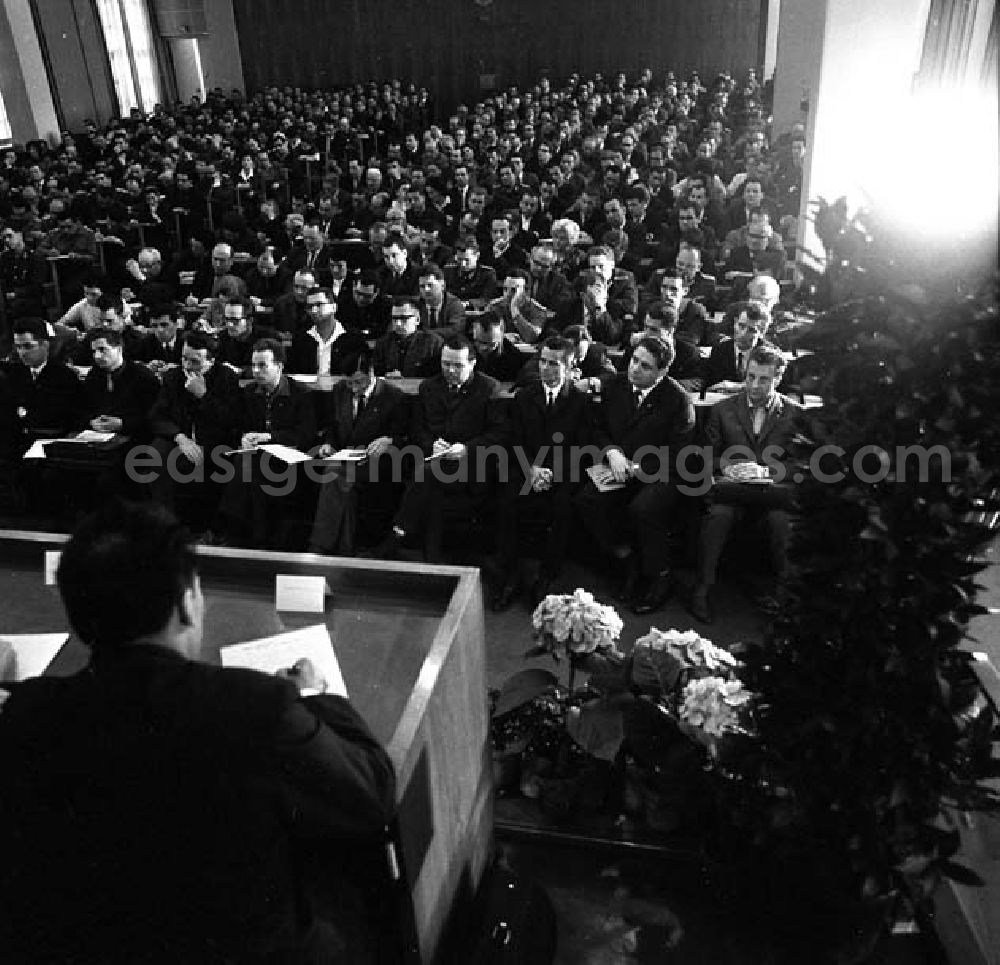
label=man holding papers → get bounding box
[218,337,317,547]
[374,334,505,563]
[0,501,395,963]
[307,348,409,556]
[690,343,803,623]
[575,336,696,613]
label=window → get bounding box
[96,0,161,117]
[0,88,11,144]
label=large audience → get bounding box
[0,66,813,621]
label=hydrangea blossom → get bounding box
[531,588,623,656]
[633,627,739,674]
[679,676,754,738]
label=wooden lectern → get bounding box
[0,531,493,963]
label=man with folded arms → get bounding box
[417,262,466,336]
[307,348,410,556]
[690,342,803,623]
[443,237,498,303]
[0,500,395,962]
[575,336,696,614]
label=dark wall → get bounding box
[232,0,762,110]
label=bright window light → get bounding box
[122,0,160,112]
[95,0,138,116]
[0,87,11,142]
[96,0,161,117]
[858,85,998,240]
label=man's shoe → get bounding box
[613,557,642,604]
[688,584,713,624]
[492,580,520,612]
[633,572,673,615]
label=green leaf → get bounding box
[493,669,559,718]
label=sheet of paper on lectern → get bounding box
[219,624,347,697]
[275,574,328,612]
[0,633,69,681]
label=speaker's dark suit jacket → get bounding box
[0,644,394,963]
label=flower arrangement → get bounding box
[529,588,624,659]
[491,595,757,833]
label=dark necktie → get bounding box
[429,306,438,329]
[354,393,366,422]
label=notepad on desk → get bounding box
[219,624,347,697]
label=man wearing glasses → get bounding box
[373,298,444,378]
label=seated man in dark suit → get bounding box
[148,331,240,530]
[702,301,771,393]
[575,336,696,614]
[216,295,266,378]
[629,305,703,391]
[138,303,184,377]
[556,268,623,348]
[479,215,530,283]
[471,310,528,383]
[3,317,83,457]
[307,348,410,556]
[658,269,717,347]
[218,338,318,548]
[417,262,466,336]
[374,334,506,563]
[493,336,595,610]
[0,500,395,964]
[272,269,315,338]
[82,326,160,442]
[373,297,444,378]
[486,267,551,345]
[442,236,499,303]
[337,269,391,338]
[376,232,421,297]
[690,342,803,623]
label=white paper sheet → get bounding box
[0,633,69,681]
[219,624,347,697]
[326,448,368,462]
[275,574,328,612]
[260,443,312,464]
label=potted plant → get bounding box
[713,201,1000,962]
